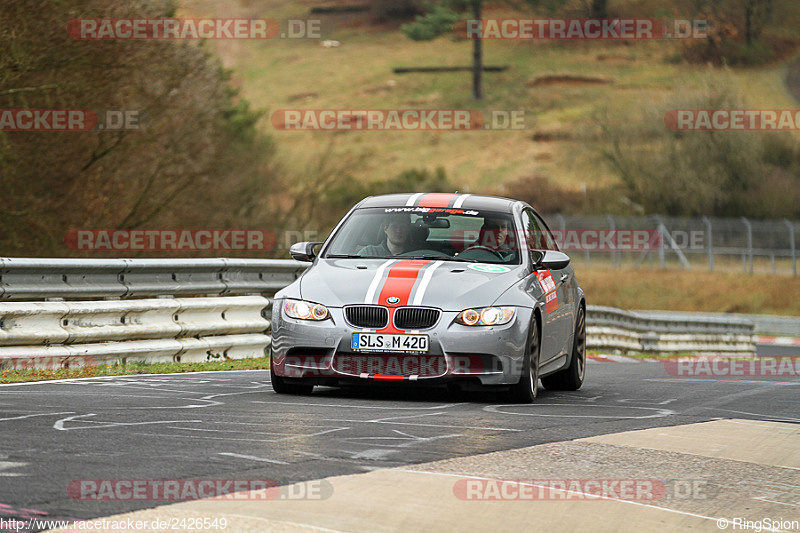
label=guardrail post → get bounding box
[654,216,665,269]
[554,214,568,258]
[555,213,566,236]
[741,217,753,274]
[785,219,797,277]
[606,215,617,266]
[702,216,714,272]
[655,216,690,270]
[583,216,590,265]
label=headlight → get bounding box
[456,307,515,326]
[284,299,329,321]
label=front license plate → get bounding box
[351,333,429,353]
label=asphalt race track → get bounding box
[757,342,800,357]
[1,360,798,531]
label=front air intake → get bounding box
[394,307,440,329]
[345,305,389,328]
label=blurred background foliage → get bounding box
[1,0,799,258]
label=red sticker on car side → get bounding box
[535,270,559,313]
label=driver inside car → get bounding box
[473,216,514,253]
[357,212,414,256]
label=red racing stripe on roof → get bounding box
[417,193,457,207]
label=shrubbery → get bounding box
[593,78,800,218]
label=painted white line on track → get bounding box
[483,403,675,419]
[0,411,74,422]
[54,413,203,431]
[167,426,345,437]
[365,412,446,423]
[218,452,289,465]
[253,401,459,411]
[0,461,28,477]
[134,427,350,444]
[0,369,270,387]
[317,417,521,432]
[343,430,461,449]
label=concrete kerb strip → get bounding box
[580,418,800,470]
[46,419,800,532]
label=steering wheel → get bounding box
[461,245,505,260]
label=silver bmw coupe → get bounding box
[270,193,586,403]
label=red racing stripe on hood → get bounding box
[376,259,430,333]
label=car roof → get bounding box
[356,193,521,213]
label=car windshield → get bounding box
[324,207,521,264]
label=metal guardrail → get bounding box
[0,296,272,370]
[0,258,307,300]
[0,296,269,345]
[587,306,755,355]
[0,259,757,369]
[0,258,306,370]
[634,309,800,337]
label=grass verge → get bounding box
[577,266,800,316]
[0,356,271,384]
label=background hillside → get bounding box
[2,0,800,313]
[183,0,800,223]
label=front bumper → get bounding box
[271,301,534,386]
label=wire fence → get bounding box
[542,214,799,276]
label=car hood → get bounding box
[299,258,525,311]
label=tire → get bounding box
[505,318,540,403]
[270,362,314,395]
[541,304,586,391]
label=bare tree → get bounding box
[0,0,279,257]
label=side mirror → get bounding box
[533,250,571,270]
[289,242,322,262]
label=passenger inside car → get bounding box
[357,213,415,256]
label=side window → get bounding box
[521,209,556,251]
[532,212,558,251]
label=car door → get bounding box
[534,210,578,356]
[520,208,574,362]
